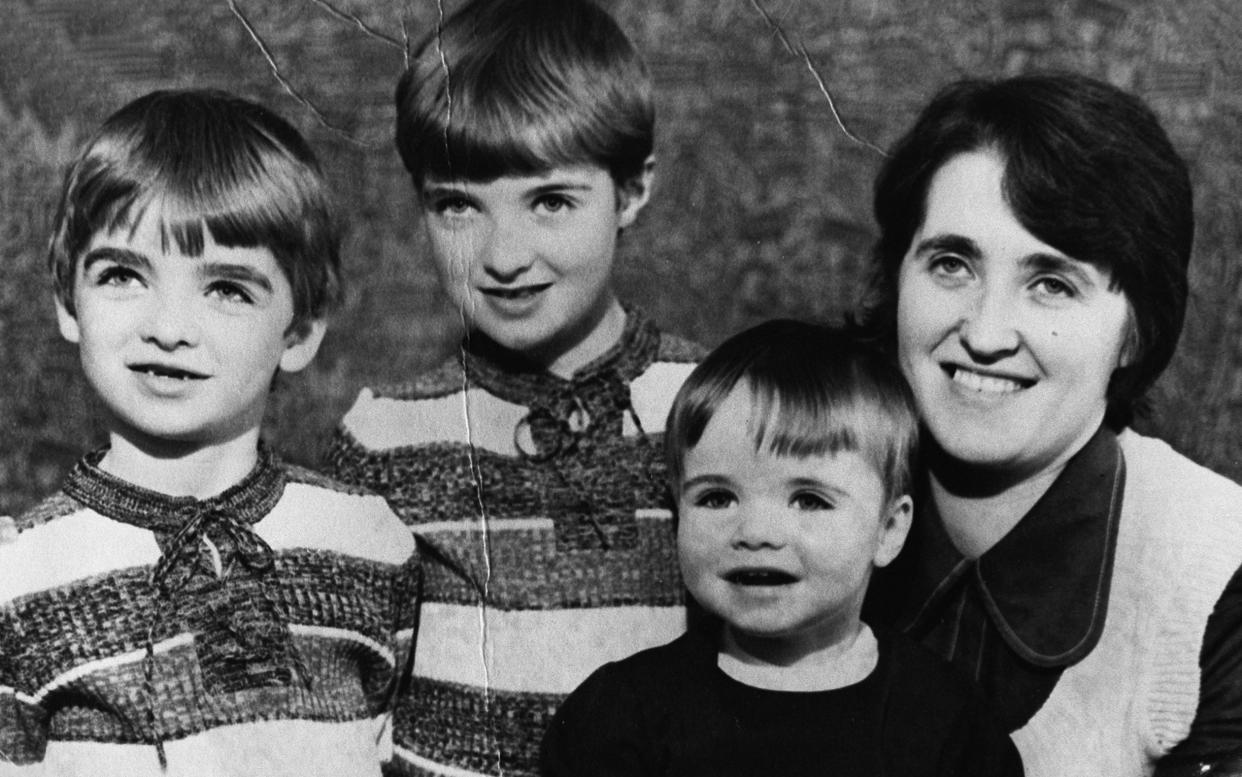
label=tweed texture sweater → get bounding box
[0,446,417,777]
[325,309,702,777]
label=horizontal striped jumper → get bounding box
[325,309,702,777]
[0,446,417,776]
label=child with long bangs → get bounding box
[323,0,702,773]
[0,89,416,776]
[542,320,1023,777]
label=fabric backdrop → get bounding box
[1,0,1239,513]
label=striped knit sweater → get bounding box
[325,309,702,777]
[0,446,417,777]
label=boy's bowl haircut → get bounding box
[395,0,653,188]
[48,89,343,332]
[665,320,919,505]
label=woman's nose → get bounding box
[958,287,1020,360]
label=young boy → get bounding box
[542,321,1024,776]
[0,90,416,776]
[324,0,701,774]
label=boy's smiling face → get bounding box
[420,163,651,377]
[677,386,911,656]
[56,209,324,453]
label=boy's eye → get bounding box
[207,281,254,305]
[93,265,143,288]
[791,492,833,511]
[534,193,573,214]
[431,196,475,217]
[692,489,736,510]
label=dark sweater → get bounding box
[542,628,1024,777]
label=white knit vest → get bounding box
[1013,431,1242,776]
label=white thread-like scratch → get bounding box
[748,0,889,157]
[226,0,374,146]
[306,0,405,49]
[430,0,497,770]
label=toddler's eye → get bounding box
[791,492,833,511]
[693,489,736,510]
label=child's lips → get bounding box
[724,568,799,586]
[129,363,208,381]
[480,283,552,301]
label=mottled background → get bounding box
[1,0,1240,513]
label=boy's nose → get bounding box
[140,294,201,350]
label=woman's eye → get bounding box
[791,492,833,511]
[929,254,969,276]
[208,281,254,305]
[1032,276,1076,298]
[693,490,736,509]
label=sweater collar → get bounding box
[461,305,660,405]
[63,444,285,532]
[902,425,1125,667]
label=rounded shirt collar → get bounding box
[900,426,1126,667]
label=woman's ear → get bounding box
[617,155,656,229]
[874,495,913,568]
[280,318,327,374]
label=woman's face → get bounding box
[896,150,1132,479]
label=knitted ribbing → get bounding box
[1011,431,1242,776]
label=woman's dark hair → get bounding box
[862,73,1193,429]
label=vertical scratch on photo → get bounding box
[748,0,888,157]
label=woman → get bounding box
[863,73,1242,776]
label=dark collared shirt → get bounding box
[866,426,1242,767]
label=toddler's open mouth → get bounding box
[725,569,797,586]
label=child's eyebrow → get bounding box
[81,246,150,271]
[680,473,732,490]
[197,262,276,294]
[530,182,592,194]
[786,477,851,499]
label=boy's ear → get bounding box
[279,318,327,374]
[54,294,81,344]
[873,495,913,568]
[617,155,656,230]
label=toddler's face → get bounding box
[677,387,910,654]
[56,209,323,449]
[419,163,648,376]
